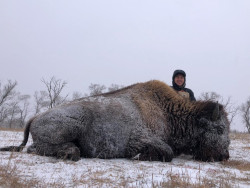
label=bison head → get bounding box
[193,102,230,162]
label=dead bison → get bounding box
[0,80,230,162]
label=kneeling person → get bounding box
[171,69,196,101]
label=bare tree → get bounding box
[222,96,239,126]
[72,91,83,100]
[41,77,68,108]
[199,92,221,101]
[34,91,49,115]
[0,80,17,106]
[108,84,124,92]
[7,99,19,128]
[0,80,32,128]
[17,94,31,127]
[0,107,8,123]
[0,80,18,124]
[199,92,238,126]
[240,97,250,133]
[3,93,31,128]
[89,83,106,96]
[88,83,124,96]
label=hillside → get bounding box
[0,130,249,188]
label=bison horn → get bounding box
[212,101,219,121]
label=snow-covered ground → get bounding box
[0,131,249,187]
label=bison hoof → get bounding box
[57,147,81,161]
[139,145,174,162]
[27,144,37,154]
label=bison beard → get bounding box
[0,80,230,162]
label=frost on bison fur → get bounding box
[0,80,230,162]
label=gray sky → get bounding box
[0,1,250,131]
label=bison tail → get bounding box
[0,116,35,152]
[0,146,24,152]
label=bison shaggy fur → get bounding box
[0,80,230,162]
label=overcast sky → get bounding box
[0,1,250,131]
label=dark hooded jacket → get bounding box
[171,70,196,101]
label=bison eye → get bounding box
[198,118,209,126]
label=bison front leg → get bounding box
[127,135,174,162]
[139,142,173,162]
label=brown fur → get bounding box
[102,80,228,132]
[131,81,197,129]
[135,80,224,122]
[1,80,230,162]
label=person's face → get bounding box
[174,74,185,87]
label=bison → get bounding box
[0,80,230,162]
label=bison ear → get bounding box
[211,101,220,121]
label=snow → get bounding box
[0,131,249,187]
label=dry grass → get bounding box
[0,152,66,188]
[152,170,233,188]
[159,172,192,188]
[0,152,39,188]
[0,163,67,188]
[221,160,250,171]
[0,131,249,187]
[0,157,244,188]
[230,132,250,141]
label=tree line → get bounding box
[0,77,249,133]
[0,77,123,129]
